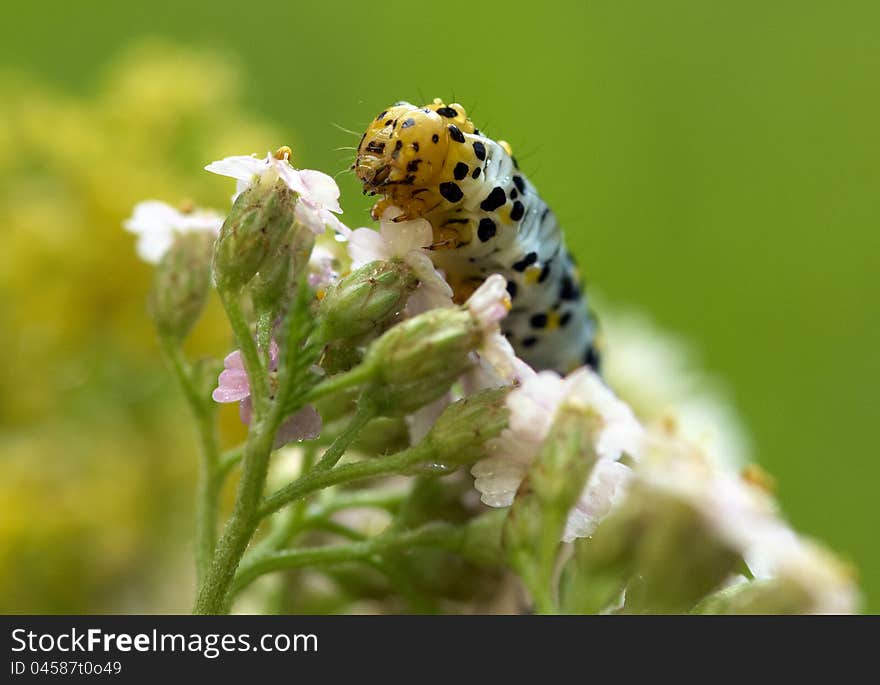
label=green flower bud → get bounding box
[318,260,417,343]
[424,388,509,468]
[503,408,597,612]
[361,307,479,414]
[691,578,807,614]
[564,487,740,614]
[692,542,859,615]
[529,408,597,511]
[249,221,315,321]
[149,231,214,342]
[619,494,740,614]
[212,180,297,292]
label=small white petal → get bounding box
[298,169,342,213]
[466,274,511,329]
[205,155,267,182]
[274,158,308,195]
[382,216,433,256]
[347,227,390,267]
[135,230,174,265]
[123,200,220,263]
[563,460,632,542]
[294,201,329,236]
[405,252,454,301]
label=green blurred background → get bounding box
[0,1,876,612]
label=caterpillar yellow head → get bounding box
[354,99,475,191]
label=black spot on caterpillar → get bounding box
[354,98,600,373]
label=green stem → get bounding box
[303,363,375,404]
[531,585,558,615]
[231,522,463,596]
[219,289,268,406]
[309,519,368,541]
[193,412,277,614]
[307,489,406,519]
[160,339,221,585]
[259,442,432,519]
[255,310,274,366]
[218,444,245,478]
[246,446,318,562]
[314,400,375,471]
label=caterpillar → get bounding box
[353,98,599,374]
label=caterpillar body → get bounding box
[354,99,599,374]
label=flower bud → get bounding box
[317,260,417,343]
[617,494,740,613]
[424,388,509,468]
[693,541,859,615]
[360,307,479,414]
[564,484,740,614]
[529,408,598,511]
[692,578,806,614]
[149,231,214,342]
[212,180,297,292]
[249,222,315,320]
[503,408,598,611]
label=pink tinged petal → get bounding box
[212,349,251,402]
[298,169,342,213]
[506,371,564,440]
[467,274,511,328]
[563,461,633,542]
[274,405,323,447]
[480,332,518,382]
[293,201,336,236]
[347,227,390,267]
[239,397,254,425]
[297,202,349,237]
[308,247,339,289]
[223,349,245,371]
[513,358,537,384]
[274,159,308,195]
[205,155,267,182]
[212,369,251,402]
[293,201,322,235]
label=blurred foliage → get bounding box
[0,1,877,611]
[0,43,273,612]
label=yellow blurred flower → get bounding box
[0,41,278,611]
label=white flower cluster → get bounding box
[125,147,857,614]
[635,436,859,613]
[473,368,642,540]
